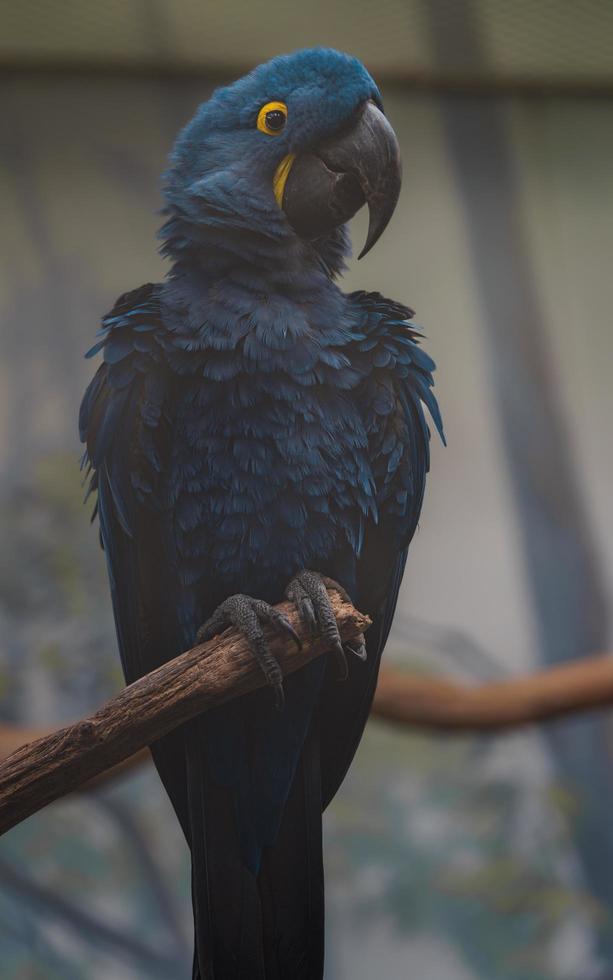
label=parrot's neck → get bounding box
[159,213,355,351]
[160,211,351,289]
[159,221,358,361]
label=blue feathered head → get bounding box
[162,48,401,263]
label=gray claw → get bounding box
[255,600,302,651]
[274,682,285,712]
[345,636,368,662]
[286,569,354,680]
[195,594,291,708]
[300,597,317,632]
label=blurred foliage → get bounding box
[0,453,123,720]
[327,705,599,979]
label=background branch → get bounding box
[372,655,613,730]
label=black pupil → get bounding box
[265,109,285,132]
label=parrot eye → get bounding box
[257,102,288,136]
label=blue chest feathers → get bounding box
[159,271,384,596]
[171,371,376,595]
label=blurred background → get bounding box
[1,1,613,977]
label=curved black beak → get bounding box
[281,101,402,259]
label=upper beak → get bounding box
[279,100,402,259]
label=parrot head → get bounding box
[162,48,401,263]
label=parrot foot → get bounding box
[285,570,366,681]
[196,596,301,710]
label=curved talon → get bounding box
[345,636,367,662]
[300,597,317,633]
[320,575,353,605]
[253,600,302,651]
[274,682,285,712]
[286,569,358,680]
[285,577,317,634]
[195,594,294,708]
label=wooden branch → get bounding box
[0,728,150,792]
[372,655,613,731]
[0,590,370,837]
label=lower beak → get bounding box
[278,100,402,259]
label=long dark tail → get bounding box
[258,731,324,979]
[173,718,325,980]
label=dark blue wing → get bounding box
[318,291,444,807]
[80,285,195,840]
[80,284,179,676]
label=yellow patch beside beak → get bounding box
[273,154,296,208]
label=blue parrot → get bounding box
[80,48,443,979]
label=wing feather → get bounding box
[319,291,444,807]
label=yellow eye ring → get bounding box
[257,101,288,136]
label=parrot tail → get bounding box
[186,716,325,980]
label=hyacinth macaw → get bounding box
[80,48,443,979]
